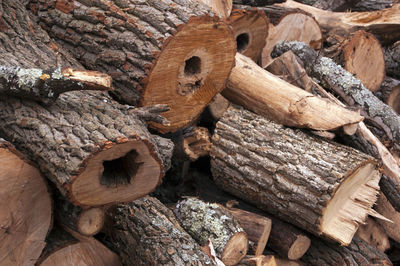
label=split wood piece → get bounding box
[254,6,322,67]
[35,0,236,133]
[102,196,215,265]
[276,0,400,45]
[222,53,363,132]
[274,257,304,266]
[196,0,233,18]
[377,77,400,115]
[0,139,52,266]
[375,193,400,243]
[238,255,277,266]
[228,7,269,62]
[0,91,172,207]
[301,236,392,266]
[357,217,390,252]
[207,93,231,121]
[385,41,400,80]
[183,127,212,161]
[211,105,381,245]
[272,41,400,154]
[232,1,285,6]
[227,208,272,256]
[323,30,385,92]
[0,66,112,103]
[37,227,121,266]
[174,197,248,265]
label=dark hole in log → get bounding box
[184,56,201,76]
[236,33,250,52]
[100,150,143,187]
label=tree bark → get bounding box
[301,236,392,266]
[102,196,216,266]
[196,0,233,18]
[174,197,248,265]
[0,139,52,266]
[222,53,363,132]
[33,0,236,133]
[385,41,400,80]
[211,105,381,245]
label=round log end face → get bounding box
[386,85,400,115]
[261,13,322,67]
[320,163,381,245]
[78,208,105,236]
[287,235,311,260]
[71,140,161,206]
[221,231,248,266]
[229,10,269,62]
[343,31,385,92]
[142,19,236,133]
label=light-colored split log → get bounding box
[239,255,277,266]
[357,217,390,252]
[375,193,400,243]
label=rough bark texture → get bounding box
[196,0,233,18]
[351,0,396,11]
[0,139,52,266]
[174,197,248,265]
[211,105,380,245]
[385,41,400,80]
[34,0,236,133]
[301,236,392,266]
[103,196,216,266]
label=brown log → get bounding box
[222,53,364,132]
[37,227,121,266]
[207,93,231,121]
[357,217,390,252]
[238,255,277,266]
[375,193,400,243]
[174,197,248,265]
[323,30,385,92]
[182,126,212,161]
[35,0,236,133]
[228,7,269,62]
[227,208,272,256]
[301,236,392,266]
[276,0,400,45]
[385,41,400,80]
[102,196,215,265]
[211,105,381,245]
[232,0,285,5]
[0,139,52,266]
[196,0,233,18]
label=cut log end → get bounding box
[320,162,381,245]
[183,127,212,161]
[77,208,105,236]
[222,231,249,266]
[143,19,236,133]
[386,85,400,115]
[71,140,161,206]
[287,235,311,260]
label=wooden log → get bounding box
[182,127,212,161]
[238,255,277,266]
[376,77,400,113]
[276,0,400,45]
[385,41,400,80]
[37,227,121,266]
[196,0,233,18]
[0,91,172,207]
[301,236,392,265]
[35,0,236,133]
[0,139,52,266]
[211,105,381,245]
[228,7,269,62]
[309,0,395,12]
[174,197,248,265]
[357,217,390,252]
[351,0,397,11]
[227,208,272,256]
[232,0,285,5]
[323,30,385,92]
[222,53,363,132]
[207,93,231,121]
[375,193,400,243]
[102,196,215,265]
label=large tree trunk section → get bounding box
[196,0,233,18]
[0,139,52,266]
[357,217,390,252]
[276,0,400,45]
[211,105,381,245]
[375,193,400,243]
[37,227,122,266]
[324,30,385,92]
[385,41,400,80]
[222,53,363,132]
[174,197,248,265]
[301,236,392,266]
[102,196,215,266]
[0,91,169,207]
[228,7,269,62]
[34,0,236,133]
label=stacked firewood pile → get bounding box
[1,0,400,265]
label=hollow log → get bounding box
[0,139,52,266]
[34,0,236,133]
[276,0,400,45]
[375,193,400,243]
[357,217,390,252]
[211,105,381,245]
[385,41,400,80]
[196,0,233,18]
[37,227,122,266]
[228,7,269,62]
[102,196,215,265]
[301,236,392,266]
[0,91,171,207]
[174,197,248,265]
[222,53,363,132]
